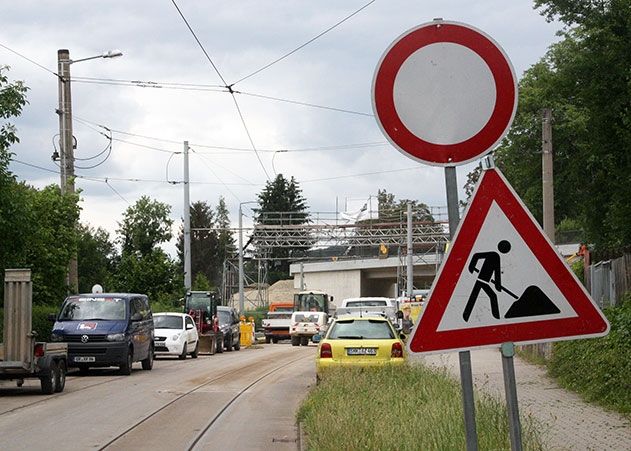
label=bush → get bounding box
[548,293,631,415]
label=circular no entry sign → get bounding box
[372,20,518,166]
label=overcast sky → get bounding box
[2,1,561,255]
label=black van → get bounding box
[51,293,154,375]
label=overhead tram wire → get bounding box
[189,148,243,202]
[171,0,271,182]
[0,42,59,77]
[230,0,377,86]
[73,115,387,154]
[71,77,373,117]
[234,91,373,117]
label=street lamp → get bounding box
[56,48,122,292]
[239,201,258,314]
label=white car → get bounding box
[153,313,199,359]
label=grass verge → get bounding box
[298,364,545,451]
[547,295,631,417]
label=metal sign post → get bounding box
[446,166,478,451]
[501,342,522,451]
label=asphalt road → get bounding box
[0,343,316,451]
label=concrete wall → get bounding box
[294,269,361,308]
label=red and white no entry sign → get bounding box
[372,20,518,166]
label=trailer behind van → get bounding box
[0,269,68,394]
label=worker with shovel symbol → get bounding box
[463,240,512,322]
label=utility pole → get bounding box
[238,204,245,314]
[542,109,555,242]
[183,141,192,290]
[406,202,413,299]
[57,49,78,292]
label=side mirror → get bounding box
[396,310,404,320]
[131,312,143,321]
[186,323,194,330]
[399,333,407,341]
[48,313,57,322]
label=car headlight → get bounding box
[172,333,181,341]
[50,333,63,342]
[106,333,126,341]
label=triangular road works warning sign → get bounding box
[408,168,609,354]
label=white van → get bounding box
[290,311,327,346]
[336,297,397,323]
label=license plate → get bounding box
[347,348,377,356]
[74,356,96,363]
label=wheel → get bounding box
[225,336,233,352]
[301,336,309,346]
[178,343,188,360]
[55,360,67,392]
[216,336,224,353]
[191,341,199,358]
[291,336,300,347]
[265,336,271,344]
[40,361,58,394]
[142,346,154,370]
[16,379,24,387]
[271,337,278,344]
[234,336,240,351]
[119,349,133,375]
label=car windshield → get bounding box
[268,312,292,319]
[154,315,183,329]
[345,300,388,307]
[294,313,321,323]
[58,297,126,321]
[187,294,211,310]
[272,307,293,313]
[217,310,232,326]
[327,319,395,340]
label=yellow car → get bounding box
[316,316,406,375]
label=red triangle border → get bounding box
[409,168,609,354]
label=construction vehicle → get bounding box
[261,302,294,343]
[290,291,334,346]
[184,290,221,354]
[0,269,68,394]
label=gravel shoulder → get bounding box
[411,349,631,451]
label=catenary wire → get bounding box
[0,42,58,77]
[231,0,377,86]
[73,115,387,153]
[71,78,372,117]
[189,148,242,202]
[235,90,373,117]
[171,0,271,182]
[170,0,228,86]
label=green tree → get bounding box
[177,200,219,287]
[0,66,30,276]
[114,197,180,301]
[0,68,81,305]
[216,196,236,272]
[473,0,631,252]
[77,224,117,293]
[118,195,173,257]
[254,174,310,281]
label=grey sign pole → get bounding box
[501,342,523,451]
[445,166,478,451]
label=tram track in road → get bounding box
[98,351,313,451]
[0,357,194,418]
